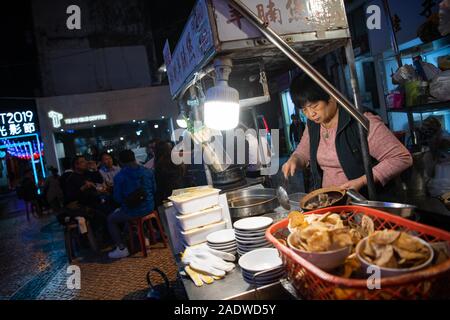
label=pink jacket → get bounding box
[293,113,413,188]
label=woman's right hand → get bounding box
[282,155,301,178]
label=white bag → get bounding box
[430,70,450,101]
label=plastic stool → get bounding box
[128,211,168,257]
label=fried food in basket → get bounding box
[289,211,356,252]
[360,230,431,269]
[288,211,308,230]
[342,253,361,278]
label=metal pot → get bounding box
[350,200,417,219]
[211,165,246,186]
[347,189,417,220]
[288,192,307,210]
[227,188,279,220]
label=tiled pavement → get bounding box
[0,193,182,300]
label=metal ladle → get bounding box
[277,176,291,210]
[346,189,368,203]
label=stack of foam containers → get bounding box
[169,187,227,247]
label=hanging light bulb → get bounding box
[204,58,240,131]
[176,112,188,128]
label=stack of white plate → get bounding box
[206,229,237,255]
[233,217,274,256]
[239,248,285,286]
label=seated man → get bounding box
[63,156,97,207]
[107,149,156,259]
[99,152,120,188]
[59,156,107,242]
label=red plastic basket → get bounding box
[266,206,450,300]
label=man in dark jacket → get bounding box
[58,156,107,243]
[107,149,156,259]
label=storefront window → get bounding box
[54,119,172,167]
[280,90,307,153]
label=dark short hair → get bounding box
[100,152,112,160]
[290,73,330,109]
[61,157,72,171]
[119,149,135,164]
[72,156,85,169]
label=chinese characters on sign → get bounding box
[256,0,283,24]
[165,0,214,97]
[214,0,347,43]
[286,0,303,23]
[0,111,37,138]
[226,4,244,29]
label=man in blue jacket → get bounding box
[107,149,156,259]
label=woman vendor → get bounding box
[282,74,413,196]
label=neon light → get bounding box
[0,133,46,179]
[35,135,46,178]
[48,111,63,128]
[64,114,107,125]
[49,111,108,128]
[0,141,39,186]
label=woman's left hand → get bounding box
[339,176,367,192]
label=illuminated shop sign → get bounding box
[48,111,107,128]
[0,110,37,138]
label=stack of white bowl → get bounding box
[239,248,285,286]
[206,229,237,256]
[233,217,274,256]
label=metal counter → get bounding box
[161,195,450,300]
[175,208,295,301]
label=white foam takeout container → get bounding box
[175,206,223,231]
[181,220,227,246]
[168,186,220,214]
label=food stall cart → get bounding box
[164,0,378,198]
[160,0,450,300]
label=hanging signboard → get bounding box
[165,0,216,98]
[212,0,347,42]
[167,0,349,99]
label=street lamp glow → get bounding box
[204,58,239,131]
[154,124,159,129]
[120,137,124,141]
[204,101,239,130]
[176,113,188,128]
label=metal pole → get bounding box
[382,0,416,147]
[228,0,369,132]
[381,0,403,69]
[344,41,377,200]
